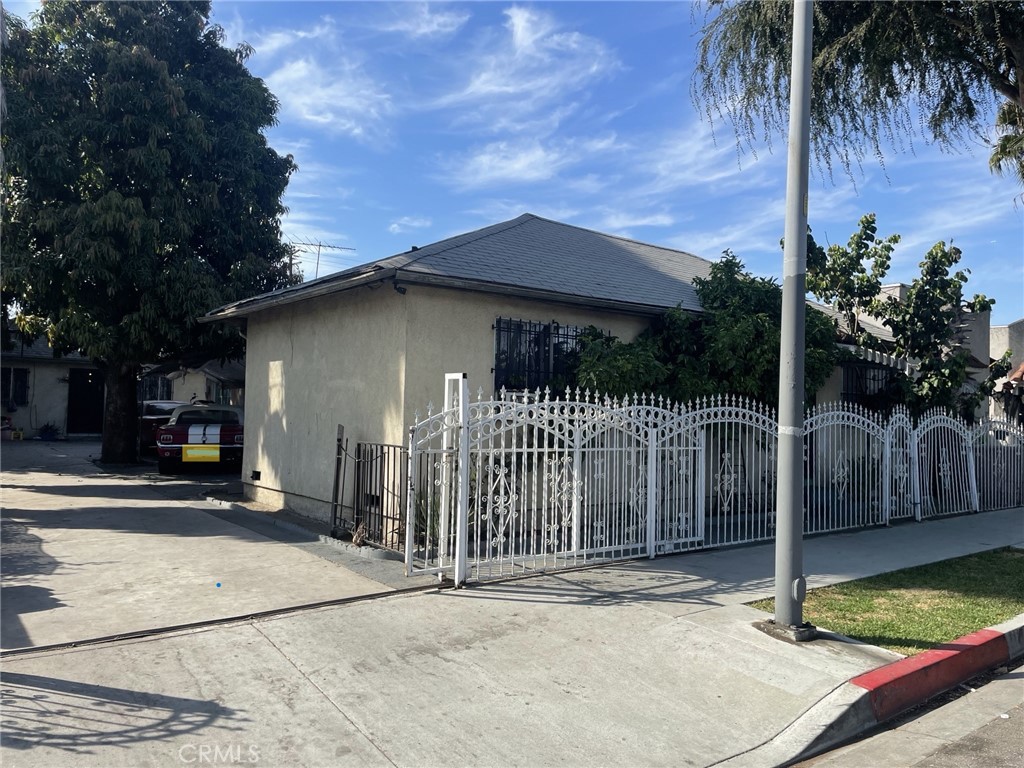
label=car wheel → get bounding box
[157,457,179,475]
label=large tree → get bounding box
[693,1,1024,180]
[2,1,297,461]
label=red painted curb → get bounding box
[850,628,1010,722]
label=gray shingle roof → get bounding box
[205,213,715,320]
[381,214,714,311]
[3,333,92,364]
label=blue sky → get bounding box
[9,1,1024,326]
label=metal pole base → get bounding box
[754,619,818,644]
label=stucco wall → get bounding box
[990,319,1024,369]
[816,366,843,404]
[240,283,653,521]
[4,361,96,437]
[242,285,408,521]
[989,318,1024,419]
[961,309,991,369]
[400,285,650,427]
[171,371,209,404]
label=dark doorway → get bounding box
[67,369,104,434]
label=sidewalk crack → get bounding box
[251,624,398,767]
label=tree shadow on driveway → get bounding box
[0,671,248,754]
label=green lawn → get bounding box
[750,548,1024,656]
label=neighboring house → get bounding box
[814,284,993,417]
[1,332,104,437]
[141,358,246,407]
[990,317,1024,422]
[203,213,714,520]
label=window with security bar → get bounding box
[841,360,901,412]
[2,367,29,408]
[493,318,597,393]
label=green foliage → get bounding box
[877,241,995,416]
[576,213,998,416]
[804,215,998,417]
[805,214,899,347]
[693,1,1024,182]
[2,1,298,460]
[575,252,840,406]
[989,101,1024,187]
[575,327,668,396]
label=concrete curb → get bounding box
[714,613,1024,767]
[202,496,403,562]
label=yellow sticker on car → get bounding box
[183,445,221,462]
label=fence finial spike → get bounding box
[427,400,434,417]
[499,385,507,401]
[543,385,550,402]
[414,409,421,423]
[477,386,484,401]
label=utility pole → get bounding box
[774,0,815,640]
[286,237,356,280]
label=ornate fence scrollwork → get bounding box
[405,376,1021,584]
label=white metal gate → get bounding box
[405,375,1024,584]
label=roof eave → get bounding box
[201,268,396,323]
[393,270,698,317]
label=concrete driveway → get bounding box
[3,439,1022,767]
[1,440,420,650]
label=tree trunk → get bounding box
[101,363,139,463]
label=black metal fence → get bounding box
[354,442,407,551]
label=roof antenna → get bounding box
[286,238,356,280]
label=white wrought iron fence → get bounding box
[405,375,1024,584]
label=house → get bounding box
[203,213,715,521]
[990,317,1024,422]
[141,358,246,406]
[203,213,998,527]
[813,283,993,417]
[1,332,104,438]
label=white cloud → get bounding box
[453,140,569,187]
[250,21,335,58]
[442,134,620,190]
[265,57,393,140]
[376,3,469,39]
[637,123,771,197]
[601,212,675,231]
[432,5,620,134]
[666,195,787,264]
[388,216,433,234]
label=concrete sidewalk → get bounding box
[2,440,1022,767]
[1,440,431,650]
